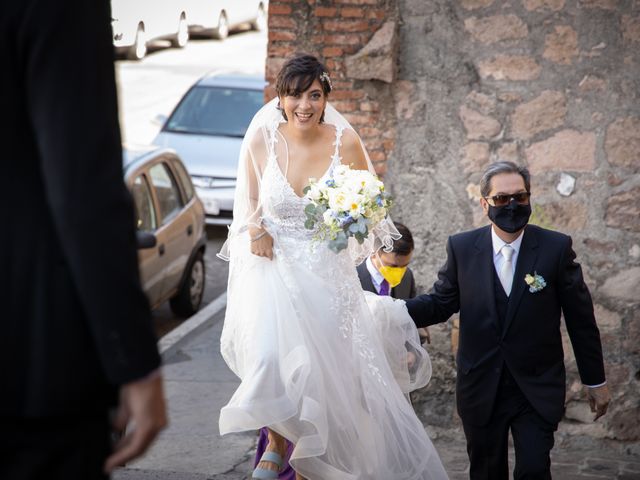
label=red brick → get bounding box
[359,126,382,137]
[368,150,387,161]
[360,101,379,112]
[314,6,338,17]
[366,9,387,20]
[330,89,365,100]
[323,20,370,32]
[269,4,292,15]
[383,139,395,151]
[372,160,387,176]
[329,100,358,112]
[323,46,343,57]
[269,15,296,29]
[341,7,365,17]
[344,112,374,125]
[336,0,380,4]
[269,45,294,57]
[269,30,297,42]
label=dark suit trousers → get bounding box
[462,368,557,480]
[0,416,111,480]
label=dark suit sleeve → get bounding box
[405,237,460,328]
[23,0,160,385]
[558,237,606,386]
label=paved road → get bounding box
[115,28,267,335]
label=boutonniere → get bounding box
[525,272,547,293]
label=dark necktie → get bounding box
[379,279,390,296]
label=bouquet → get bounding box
[302,164,392,253]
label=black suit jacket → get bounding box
[357,261,417,300]
[405,224,605,426]
[0,0,161,417]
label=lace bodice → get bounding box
[260,125,344,241]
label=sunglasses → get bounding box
[484,192,531,207]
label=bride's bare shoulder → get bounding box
[338,128,368,170]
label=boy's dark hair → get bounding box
[392,223,414,256]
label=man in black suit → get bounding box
[405,162,610,479]
[0,1,167,478]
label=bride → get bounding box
[218,54,448,480]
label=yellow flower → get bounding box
[525,274,535,285]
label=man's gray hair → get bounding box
[480,161,531,197]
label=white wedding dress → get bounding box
[218,101,448,480]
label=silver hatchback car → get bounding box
[124,146,207,317]
[153,73,266,225]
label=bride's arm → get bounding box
[340,129,369,171]
[244,131,274,260]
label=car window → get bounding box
[149,163,183,226]
[165,86,264,137]
[172,159,195,202]
[131,174,157,231]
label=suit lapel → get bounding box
[474,226,500,331]
[502,226,539,339]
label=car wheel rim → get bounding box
[189,260,204,306]
[177,18,188,47]
[135,29,146,59]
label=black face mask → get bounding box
[487,200,531,233]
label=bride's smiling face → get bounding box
[280,79,327,129]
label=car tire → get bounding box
[170,251,205,317]
[171,14,189,48]
[211,11,228,40]
[251,3,267,31]
[127,24,147,60]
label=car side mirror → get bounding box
[136,230,157,249]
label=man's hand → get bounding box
[104,372,168,473]
[587,384,611,421]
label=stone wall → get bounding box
[266,0,640,447]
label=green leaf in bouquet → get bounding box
[304,204,317,215]
[328,231,349,253]
[354,232,365,244]
[304,218,315,230]
[348,223,360,234]
[303,185,311,194]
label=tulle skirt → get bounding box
[219,232,448,480]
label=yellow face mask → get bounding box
[377,255,408,288]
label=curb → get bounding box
[158,291,227,359]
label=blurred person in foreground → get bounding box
[0,0,167,478]
[406,161,610,480]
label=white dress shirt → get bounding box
[491,227,524,285]
[490,226,605,389]
[365,256,385,294]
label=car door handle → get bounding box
[158,244,165,256]
[187,224,193,236]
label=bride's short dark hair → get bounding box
[276,53,331,122]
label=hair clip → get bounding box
[320,71,332,91]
